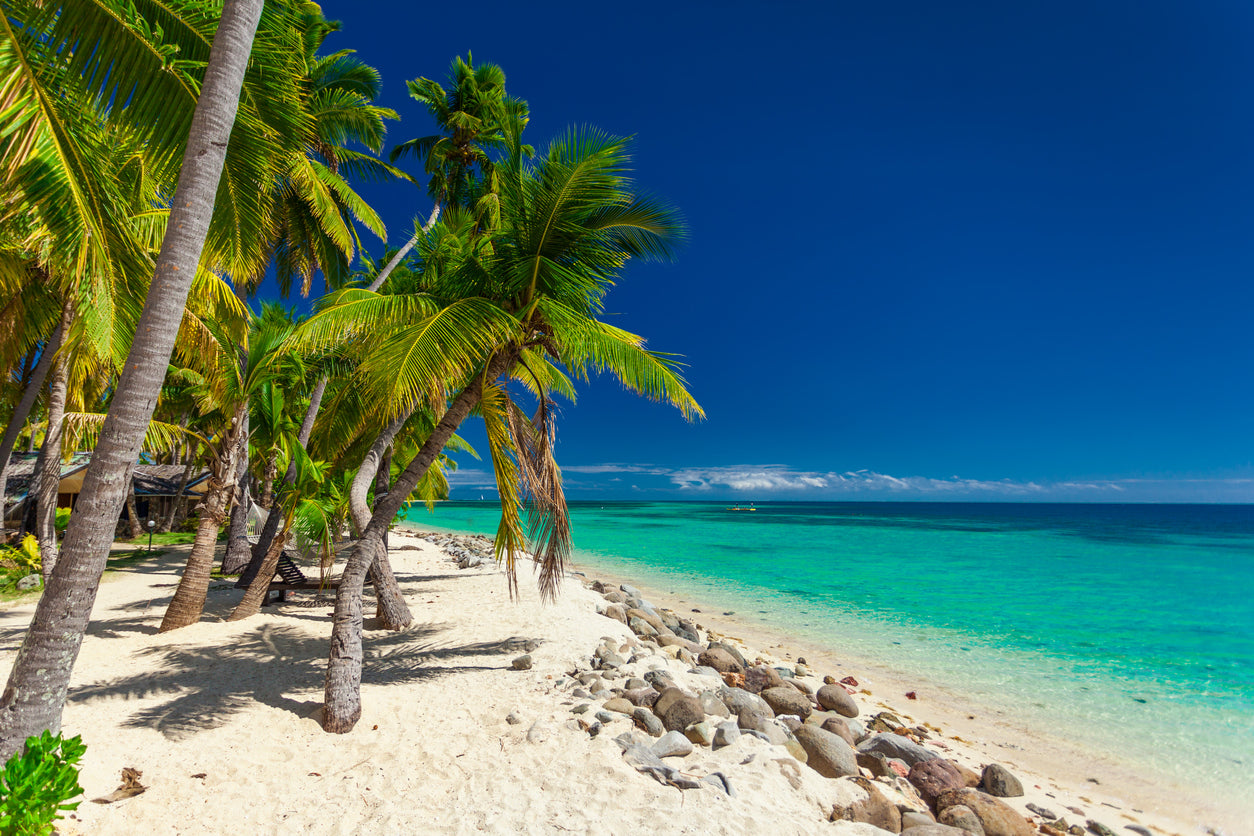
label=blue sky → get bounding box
[312,0,1254,502]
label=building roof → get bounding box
[132,465,211,496]
[5,454,209,505]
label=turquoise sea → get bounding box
[402,501,1254,804]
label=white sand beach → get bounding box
[0,531,1230,836]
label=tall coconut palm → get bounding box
[310,127,703,732]
[0,0,291,759]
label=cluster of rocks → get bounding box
[555,579,1128,836]
[420,533,494,570]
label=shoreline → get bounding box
[399,522,1247,835]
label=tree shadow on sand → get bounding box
[68,622,543,741]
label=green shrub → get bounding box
[0,536,40,575]
[53,509,70,535]
[0,731,86,835]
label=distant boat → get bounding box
[725,503,756,511]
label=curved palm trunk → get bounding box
[0,323,64,512]
[161,458,197,533]
[348,411,413,631]
[324,351,513,733]
[159,401,247,632]
[33,303,72,580]
[364,203,441,294]
[0,0,266,759]
[227,507,290,621]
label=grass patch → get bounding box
[117,531,196,547]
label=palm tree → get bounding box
[0,0,291,759]
[312,127,703,732]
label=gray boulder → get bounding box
[857,733,939,767]
[760,685,812,719]
[511,654,533,670]
[632,707,665,737]
[900,826,972,836]
[628,615,658,638]
[816,683,860,717]
[699,691,731,718]
[718,686,768,716]
[708,641,747,668]
[652,730,694,758]
[980,764,1023,798]
[713,721,741,748]
[901,812,938,829]
[736,705,776,734]
[15,574,40,591]
[792,724,859,778]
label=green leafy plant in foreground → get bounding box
[0,731,86,835]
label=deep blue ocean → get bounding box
[402,501,1254,798]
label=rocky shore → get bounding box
[416,529,1197,836]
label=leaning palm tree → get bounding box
[309,127,703,732]
[0,0,297,759]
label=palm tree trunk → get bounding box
[0,0,266,759]
[227,510,289,621]
[161,458,197,533]
[323,351,514,733]
[157,479,230,632]
[347,411,413,630]
[33,303,72,580]
[159,402,247,631]
[0,323,64,512]
[364,203,441,293]
[221,416,252,572]
[124,481,143,539]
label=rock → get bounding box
[595,711,615,724]
[792,724,859,778]
[980,764,1023,798]
[713,721,740,748]
[820,716,858,746]
[1085,822,1116,836]
[620,583,642,598]
[736,705,776,734]
[902,811,938,829]
[1122,826,1151,836]
[15,574,40,591]
[603,698,635,715]
[623,688,660,708]
[908,758,967,809]
[632,707,665,737]
[857,733,939,767]
[657,635,703,654]
[900,826,972,836]
[708,641,747,668]
[776,715,802,733]
[652,730,694,758]
[788,677,815,696]
[869,711,906,733]
[626,607,670,636]
[628,616,658,638]
[939,805,985,835]
[936,789,1033,836]
[643,670,675,691]
[743,664,784,694]
[718,686,768,716]
[795,663,809,676]
[674,619,701,643]
[603,604,628,624]
[689,693,724,720]
[816,683,860,717]
[955,763,982,788]
[505,711,522,725]
[571,703,591,715]
[829,776,903,833]
[1026,804,1058,820]
[783,734,808,763]
[511,654,533,670]
[760,685,812,718]
[653,687,704,732]
[687,665,722,680]
[697,647,744,674]
[596,648,626,669]
[857,751,894,778]
[684,721,714,746]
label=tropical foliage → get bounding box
[0,2,698,750]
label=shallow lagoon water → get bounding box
[403,501,1254,799]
